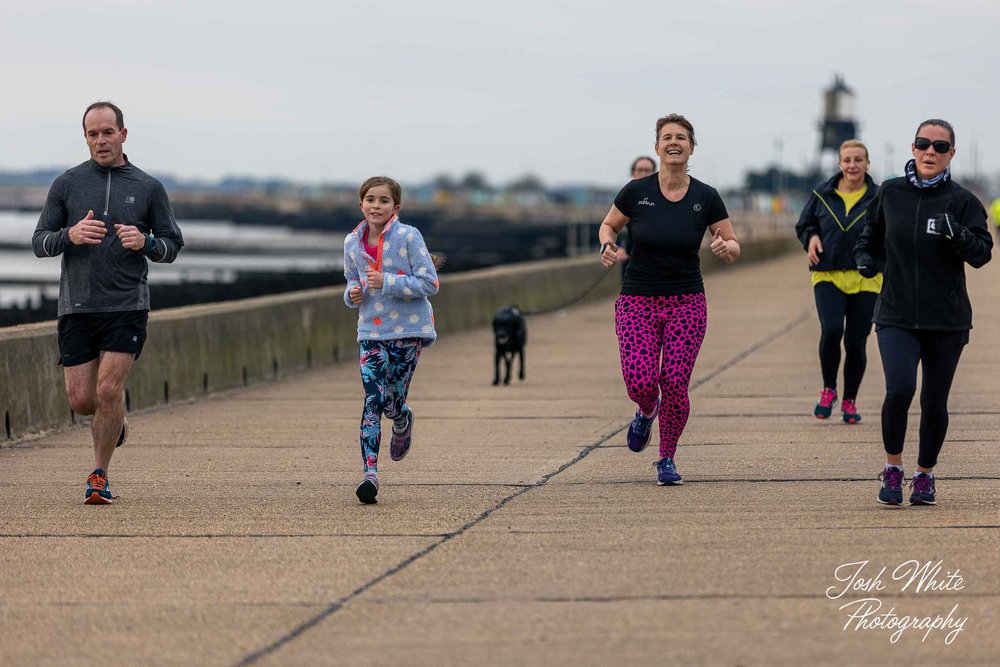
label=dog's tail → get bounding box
[430,252,447,270]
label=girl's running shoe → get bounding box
[356,472,379,504]
[390,409,413,461]
[841,400,861,424]
[814,387,838,419]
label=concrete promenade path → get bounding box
[2,252,999,666]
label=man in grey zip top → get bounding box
[32,101,184,505]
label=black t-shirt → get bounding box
[613,175,729,296]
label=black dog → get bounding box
[492,305,527,385]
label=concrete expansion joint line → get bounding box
[236,309,813,666]
[690,309,811,393]
[236,426,626,666]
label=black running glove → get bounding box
[931,213,967,241]
[856,252,878,279]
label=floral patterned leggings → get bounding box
[358,338,422,472]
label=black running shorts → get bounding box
[56,310,149,367]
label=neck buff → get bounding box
[905,159,951,189]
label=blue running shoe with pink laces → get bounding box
[909,473,937,506]
[627,398,659,453]
[877,466,904,506]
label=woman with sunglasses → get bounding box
[795,139,880,424]
[855,119,993,507]
[598,114,740,486]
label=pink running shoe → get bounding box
[813,387,838,419]
[841,399,861,424]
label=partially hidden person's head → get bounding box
[654,114,696,167]
[630,156,656,179]
[359,176,402,225]
[912,119,956,180]
[82,101,127,168]
[838,139,870,186]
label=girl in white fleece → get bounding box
[343,176,439,504]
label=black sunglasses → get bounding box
[914,137,952,153]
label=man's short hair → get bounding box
[82,101,125,131]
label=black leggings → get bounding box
[814,282,877,399]
[876,326,968,469]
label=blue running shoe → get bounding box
[390,408,413,461]
[356,471,379,504]
[877,467,904,506]
[627,398,659,453]
[85,468,113,505]
[655,457,683,486]
[909,473,937,506]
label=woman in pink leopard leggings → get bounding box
[598,114,741,485]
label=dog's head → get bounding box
[492,306,523,344]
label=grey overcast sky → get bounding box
[1,0,997,191]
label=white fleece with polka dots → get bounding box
[343,217,439,346]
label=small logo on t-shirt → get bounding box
[637,197,655,207]
[124,196,135,204]
[693,203,702,212]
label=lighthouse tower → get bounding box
[817,74,858,173]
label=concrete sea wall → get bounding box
[0,237,797,442]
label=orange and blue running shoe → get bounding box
[115,417,129,448]
[84,468,113,505]
[841,399,861,424]
[814,387,838,419]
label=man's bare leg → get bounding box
[64,359,99,418]
[90,352,134,470]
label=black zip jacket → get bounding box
[795,172,879,272]
[32,157,184,316]
[854,176,992,331]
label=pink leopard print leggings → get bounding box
[615,292,708,458]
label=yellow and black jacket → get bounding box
[795,172,880,273]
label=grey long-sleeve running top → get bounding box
[32,158,184,316]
